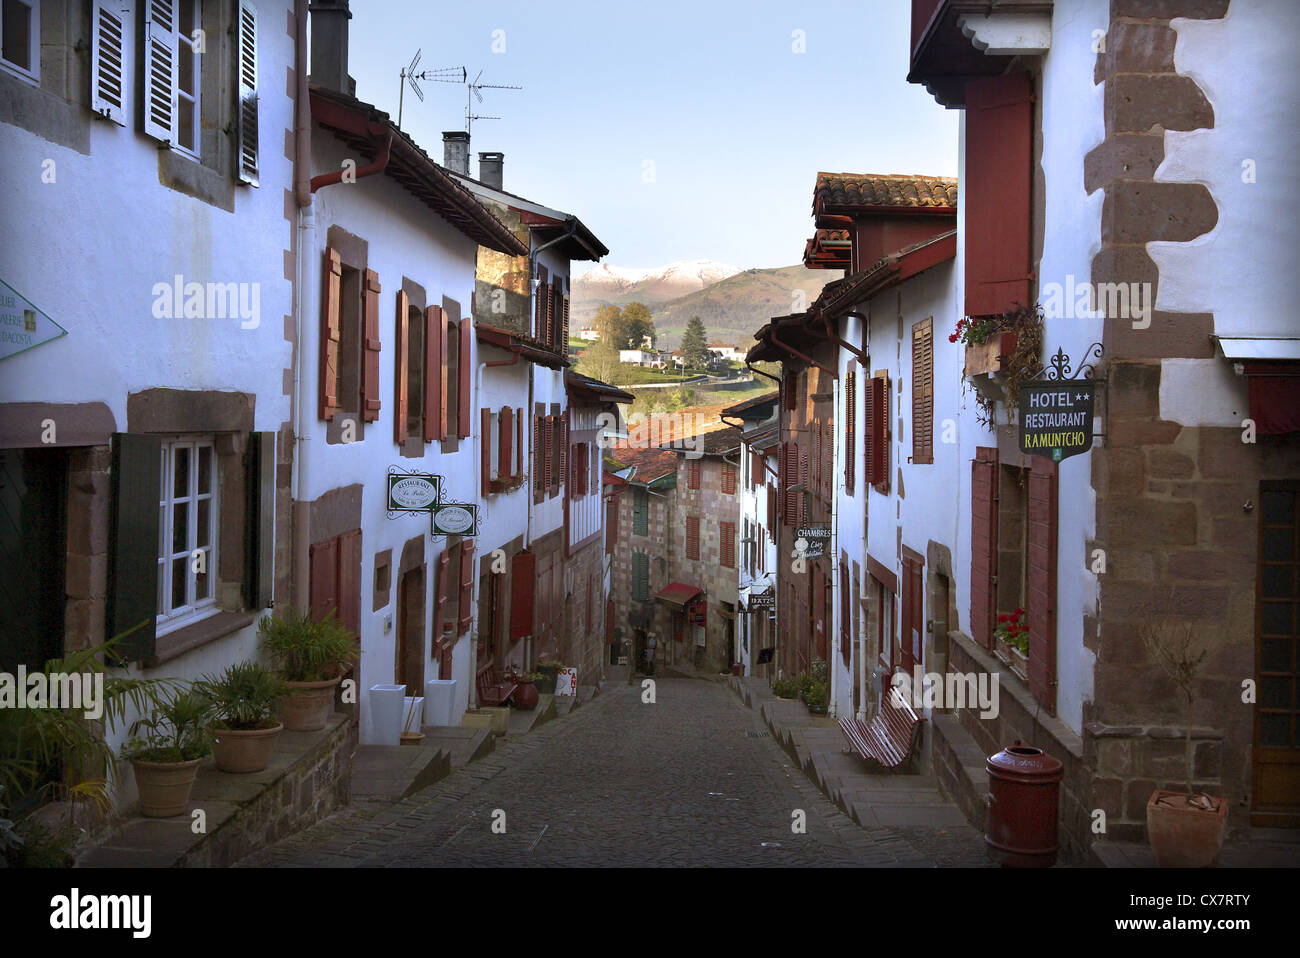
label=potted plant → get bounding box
[995,608,1029,681]
[259,608,357,731]
[197,661,288,773]
[509,671,541,711]
[803,680,829,716]
[121,689,213,818]
[772,676,800,699]
[535,660,563,694]
[1141,619,1226,868]
[956,304,1045,427]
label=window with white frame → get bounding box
[156,437,219,630]
[0,0,39,83]
[174,0,201,157]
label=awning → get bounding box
[1215,336,1300,361]
[1242,361,1300,435]
[655,582,702,608]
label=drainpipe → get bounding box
[291,0,313,614]
[746,359,781,383]
[529,219,580,312]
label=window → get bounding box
[912,318,934,465]
[156,437,218,630]
[569,439,589,497]
[875,578,895,671]
[445,320,461,440]
[632,488,648,536]
[174,0,200,157]
[687,459,701,490]
[632,552,649,601]
[482,406,522,495]
[686,515,700,561]
[720,521,736,569]
[0,0,38,83]
[721,463,736,495]
[395,297,425,443]
[320,250,380,437]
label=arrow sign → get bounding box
[0,279,66,361]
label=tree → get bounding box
[593,304,625,347]
[576,336,621,386]
[622,302,656,350]
[679,315,709,369]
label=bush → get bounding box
[772,677,800,699]
[197,661,288,730]
[259,609,357,682]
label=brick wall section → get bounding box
[563,537,606,680]
[1081,0,1300,840]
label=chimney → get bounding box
[442,132,470,176]
[478,152,503,189]
[308,0,353,95]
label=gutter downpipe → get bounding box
[291,0,312,613]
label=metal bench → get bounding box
[476,667,517,708]
[839,686,924,771]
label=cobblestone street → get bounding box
[239,676,988,867]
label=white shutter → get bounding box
[141,0,178,144]
[236,0,259,186]
[90,1,128,125]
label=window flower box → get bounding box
[963,332,1019,378]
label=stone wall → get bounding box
[563,536,607,682]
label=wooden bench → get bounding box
[476,668,517,708]
[839,687,924,771]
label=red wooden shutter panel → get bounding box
[686,515,700,560]
[480,408,493,495]
[840,560,850,667]
[309,537,339,622]
[865,376,886,485]
[964,72,1034,317]
[499,405,513,483]
[845,371,856,492]
[799,453,809,525]
[970,447,999,650]
[536,265,548,341]
[395,290,409,444]
[561,286,570,353]
[912,319,934,465]
[1027,458,1058,714]
[433,550,452,648]
[515,407,523,480]
[544,281,555,347]
[338,529,362,638]
[425,305,446,441]
[362,269,382,421]
[457,314,472,439]
[606,496,618,554]
[812,419,821,492]
[509,550,536,639]
[558,412,567,494]
[822,419,833,499]
[543,416,554,495]
[458,539,475,634]
[721,521,735,569]
[320,248,342,421]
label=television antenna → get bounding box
[397,49,465,127]
[463,69,522,137]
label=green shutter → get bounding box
[633,488,648,536]
[632,552,648,601]
[245,431,276,609]
[107,433,161,662]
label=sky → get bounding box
[344,0,958,273]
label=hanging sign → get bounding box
[431,502,478,536]
[688,596,707,627]
[1019,381,1096,462]
[0,279,66,361]
[387,473,440,512]
[745,591,775,613]
[795,525,831,560]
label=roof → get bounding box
[566,370,635,404]
[450,172,609,262]
[476,323,568,370]
[722,391,779,419]
[803,228,853,270]
[604,444,680,484]
[655,582,702,607]
[309,87,528,256]
[742,422,780,454]
[813,173,957,214]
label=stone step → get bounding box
[349,741,451,802]
[421,725,494,768]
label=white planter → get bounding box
[423,679,457,727]
[365,684,406,746]
[402,696,425,736]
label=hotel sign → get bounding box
[795,525,831,560]
[1020,382,1096,462]
[745,591,775,613]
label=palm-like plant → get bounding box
[196,661,287,730]
[120,689,214,764]
[259,609,357,682]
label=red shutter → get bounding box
[964,72,1034,317]
[782,441,799,525]
[845,371,856,493]
[840,560,850,667]
[686,515,700,560]
[457,313,472,439]
[534,412,544,496]
[812,418,821,492]
[561,285,570,353]
[433,550,452,648]
[320,248,341,421]
[970,446,999,650]
[515,407,523,479]
[535,265,548,340]
[557,412,567,495]
[912,319,934,465]
[544,281,555,347]
[509,550,536,639]
[799,453,809,525]
[543,416,554,495]
[865,375,886,486]
[338,529,362,638]
[395,290,409,444]
[822,419,833,499]
[361,269,382,422]
[768,481,777,532]
[499,405,513,483]
[458,539,476,635]
[721,521,735,569]
[309,536,339,622]
[425,304,446,441]
[688,459,701,490]
[1027,457,1058,714]
[721,464,736,495]
[606,496,618,554]
[480,408,493,495]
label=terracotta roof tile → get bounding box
[814,173,957,212]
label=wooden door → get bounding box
[900,555,923,677]
[397,567,424,695]
[1254,481,1300,826]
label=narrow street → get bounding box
[239,675,984,868]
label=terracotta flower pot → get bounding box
[132,757,203,818]
[513,681,539,711]
[1146,789,1227,867]
[280,676,341,731]
[211,723,283,773]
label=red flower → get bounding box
[948,333,958,343]
[1014,607,1025,616]
[997,614,1009,623]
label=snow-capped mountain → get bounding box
[573,259,743,306]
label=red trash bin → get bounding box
[985,741,1063,868]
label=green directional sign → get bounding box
[0,279,66,361]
